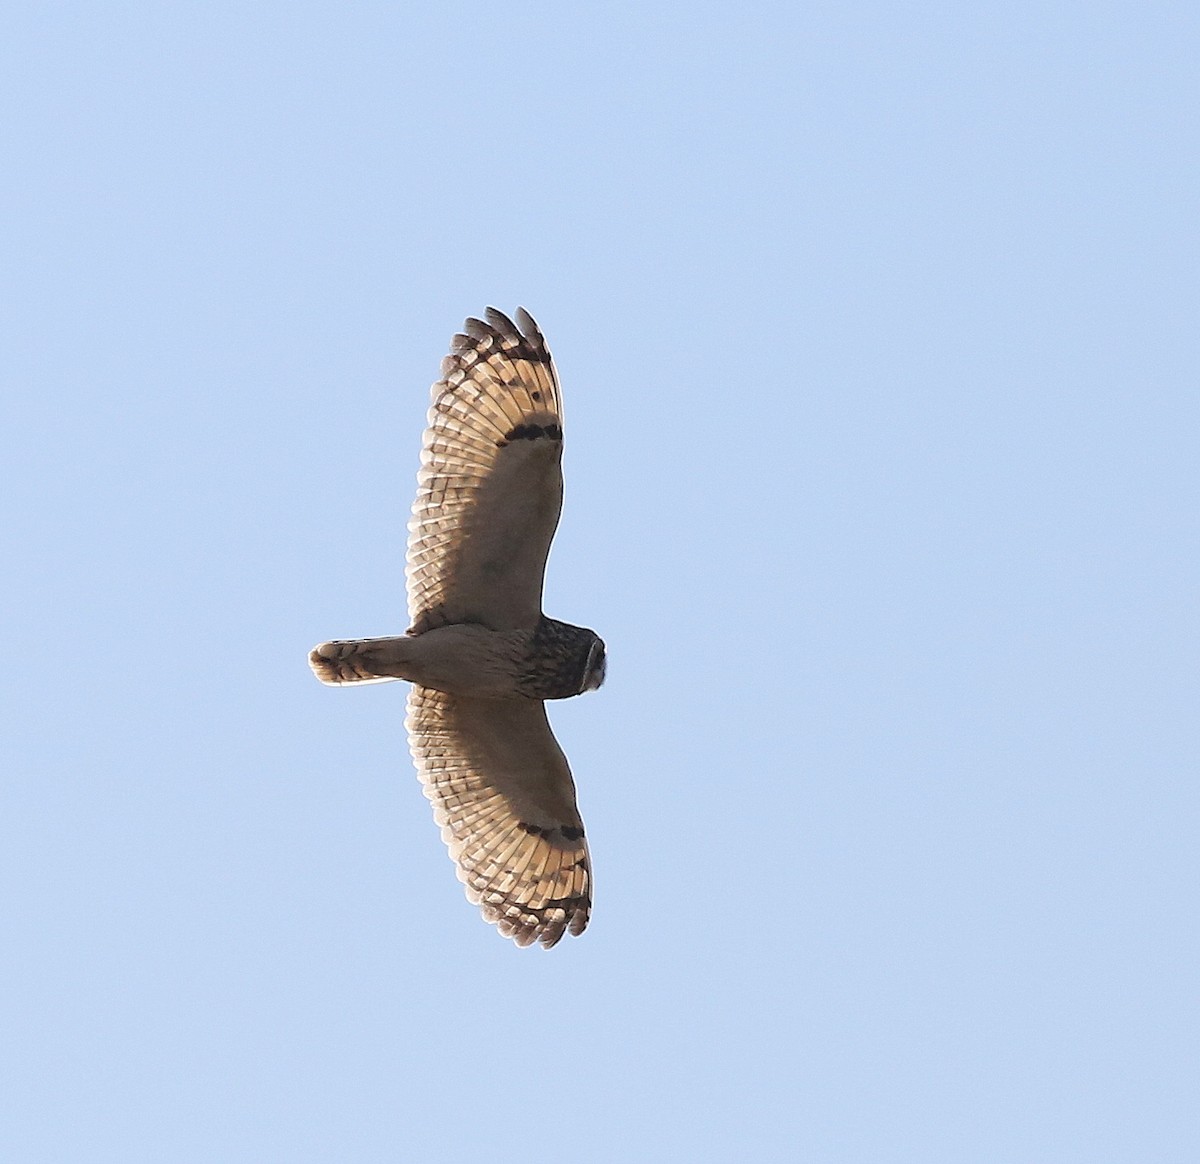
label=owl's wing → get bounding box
[406,685,591,948]
[407,308,564,634]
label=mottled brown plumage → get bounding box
[310,309,604,948]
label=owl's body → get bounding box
[310,309,604,949]
[311,616,605,701]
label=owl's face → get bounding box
[581,638,607,693]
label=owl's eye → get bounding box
[582,640,607,692]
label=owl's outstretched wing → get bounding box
[407,308,564,635]
[406,685,591,948]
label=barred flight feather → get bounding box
[406,308,564,634]
[406,686,591,949]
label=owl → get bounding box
[310,309,604,948]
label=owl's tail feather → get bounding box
[309,637,414,686]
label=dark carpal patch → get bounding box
[517,821,586,845]
[495,421,564,449]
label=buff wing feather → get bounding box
[406,686,591,948]
[407,308,564,634]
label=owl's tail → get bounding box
[308,637,414,685]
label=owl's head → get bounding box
[580,636,607,693]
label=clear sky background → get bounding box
[3,2,1197,1161]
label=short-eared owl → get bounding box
[310,309,604,948]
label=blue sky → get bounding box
[3,2,1197,1160]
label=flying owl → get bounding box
[309,308,605,948]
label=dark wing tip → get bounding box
[480,306,542,344]
[484,306,521,337]
[451,308,551,368]
[514,307,544,343]
[461,316,494,341]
